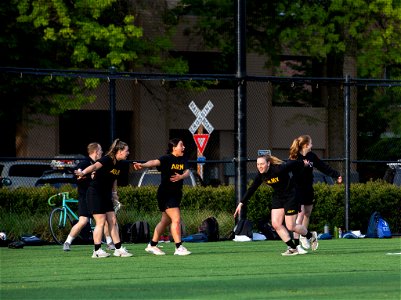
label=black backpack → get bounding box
[122,221,150,243]
[257,218,280,240]
[199,217,219,242]
[71,220,93,244]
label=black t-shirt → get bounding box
[241,160,304,205]
[75,157,95,198]
[157,154,189,192]
[90,155,123,194]
[293,151,340,189]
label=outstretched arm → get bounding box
[75,161,103,178]
[133,159,160,171]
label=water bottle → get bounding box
[334,226,339,238]
[324,224,329,234]
[338,227,342,238]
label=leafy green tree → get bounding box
[175,0,401,161]
[0,0,186,155]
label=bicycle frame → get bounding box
[48,192,79,226]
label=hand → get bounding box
[74,169,84,179]
[170,173,182,182]
[133,162,142,171]
[233,203,243,218]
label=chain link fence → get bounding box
[1,69,400,240]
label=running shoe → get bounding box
[63,242,71,251]
[311,231,319,251]
[114,246,133,257]
[92,248,110,258]
[145,244,166,255]
[106,242,116,250]
[296,245,308,255]
[174,245,191,256]
[281,247,298,256]
[300,235,311,249]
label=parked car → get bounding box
[137,168,200,187]
[35,168,77,188]
[384,160,401,186]
[34,155,85,188]
[313,171,335,185]
[0,155,84,188]
[0,161,53,188]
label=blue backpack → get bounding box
[377,218,392,238]
[366,211,392,238]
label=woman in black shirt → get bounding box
[234,154,317,256]
[75,139,132,258]
[133,138,191,256]
[290,135,342,250]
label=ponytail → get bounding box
[106,138,127,161]
[289,135,311,159]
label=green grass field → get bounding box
[1,238,400,299]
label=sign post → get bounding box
[189,101,214,180]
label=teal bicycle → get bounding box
[48,192,94,245]
[48,192,122,244]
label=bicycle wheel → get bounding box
[49,207,74,245]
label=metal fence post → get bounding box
[344,75,351,231]
[235,0,247,220]
[109,66,116,144]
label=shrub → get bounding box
[0,182,399,241]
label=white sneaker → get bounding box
[300,235,311,249]
[114,246,133,257]
[145,244,166,255]
[107,242,116,250]
[281,247,298,256]
[174,245,191,256]
[63,242,71,251]
[296,245,308,255]
[92,248,110,258]
[311,231,319,251]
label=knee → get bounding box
[170,220,181,229]
[271,221,280,230]
[95,219,106,227]
[286,223,296,231]
[78,220,88,228]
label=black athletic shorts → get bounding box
[78,193,91,218]
[157,188,182,212]
[271,190,299,215]
[296,187,314,206]
[86,186,114,215]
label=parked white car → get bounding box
[0,161,53,188]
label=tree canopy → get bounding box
[0,0,186,155]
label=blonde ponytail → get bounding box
[289,135,311,159]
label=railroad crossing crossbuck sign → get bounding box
[188,101,214,135]
[188,101,214,156]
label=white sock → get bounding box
[66,235,74,244]
[106,236,113,244]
